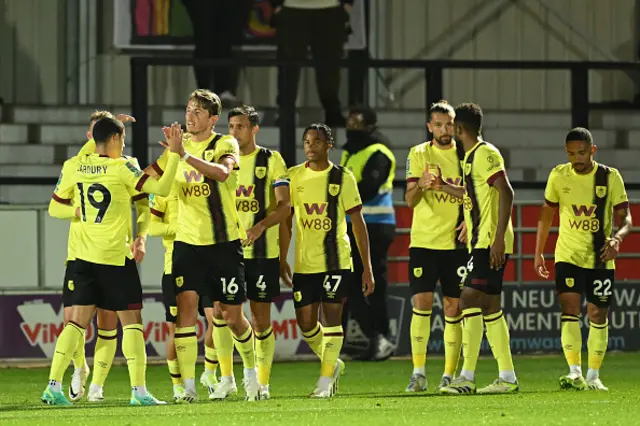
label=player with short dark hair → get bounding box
[150,89,260,402]
[535,127,632,391]
[424,102,519,395]
[280,124,374,398]
[42,118,182,406]
[57,111,140,403]
[404,100,467,392]
[228,105,291,399]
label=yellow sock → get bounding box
[122,324,147,388]
[320,325,344,377]
[71,329,86,369]
[302,323,324,358]
[461,308,483,375]
[233,326,256,370]
[213,318,234,377]
[444,315,463,377]
[561,314,582,368]
[204,346,219,374]
[255,327,275,386]
[410,309,432,371]
[174,326,197,381]
[49,322,83,382]
[484,311,514,372]
[588,320,608,370]
[91,328,117,386]
[167,358,182,386]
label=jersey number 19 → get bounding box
[77,183,112,223]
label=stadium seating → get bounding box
[2,105,640,204]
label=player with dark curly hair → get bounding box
[280,124,373,397]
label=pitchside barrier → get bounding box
[0,201,638,360]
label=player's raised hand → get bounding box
[600,237,621,262]
[362,268,375,297]
[165,122,184,156]
[418,164,435,190]
[456,221,468,244]
[280,261,293,288]
[132,236,146,263]
[115,114,136,124]
[490,238,506,270]
[534,253,550,279]
[158,126,172,150]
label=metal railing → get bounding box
[130,57,640,172]
[2,57,640,191]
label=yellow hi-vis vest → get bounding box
[341,143,396,224]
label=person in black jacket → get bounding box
[271,0,353,127]
[180,0,252,105]
[340,105,397,360]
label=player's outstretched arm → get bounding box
[349,209,375,296]
[134,153,180,197]
[131,123,183,196]
[440,182,465,199]
[48,197,77,220]
[438,164,465,199]
[244,185,291,246]
[49,160,78,220]
[534,202,556,279]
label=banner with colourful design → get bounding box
[114,0,366,50]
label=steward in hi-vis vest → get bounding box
[340,105,397,361]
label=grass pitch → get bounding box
[1,353,639,425]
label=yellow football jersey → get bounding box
[237,147,289,259]
[544,162,628,269]
[406,141,465,250]
[52,152,179,266]
[153,133,245,246]
[289,162,362,274]
[462,141,514,254]
[55,141,143,262]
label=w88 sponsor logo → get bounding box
[182,184,211,198]
[236,199,260,213]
